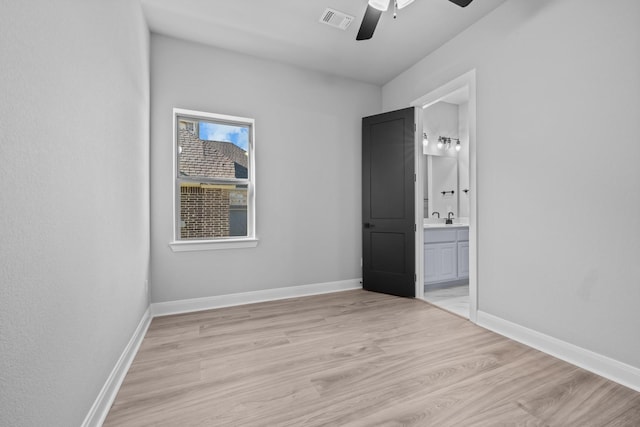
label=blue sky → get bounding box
[199,122,249,151]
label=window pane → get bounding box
[180,183,248,239]
[178,117,249,180]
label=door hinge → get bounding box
[414,224,417,232]
[414,173,417,182]
[414,273,417,282]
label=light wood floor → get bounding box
[104,290,640,426]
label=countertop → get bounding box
[423,222,469,229]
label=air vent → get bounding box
[319,8,354,31]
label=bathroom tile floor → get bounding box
[423,283,469,318]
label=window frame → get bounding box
[169,108,257,252]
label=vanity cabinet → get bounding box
[424,243,458,282]
[458,241,469,279]
[424,227,469,284]
[457,229,469,279]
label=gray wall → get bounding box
[384,0,640,369]
[150,35,381,302]
[0,1,150,426]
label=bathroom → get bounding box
[422,88,470,318]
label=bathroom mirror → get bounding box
[426,156,458,218]
[422,96,470,220]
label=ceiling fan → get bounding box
[356,0,474,40]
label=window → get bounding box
[171,109,256,251]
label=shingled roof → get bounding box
[178,128,248,179]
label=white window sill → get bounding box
[169,238,259,252]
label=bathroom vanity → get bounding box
[424,225,469,285]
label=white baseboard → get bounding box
[83,280,361,426]
[81,308,152,427]
[150,278,362,317]
[477,311,640,393]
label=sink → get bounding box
[424,218,469,227]
[423,218,445,225]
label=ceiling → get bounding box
[141,0,507,85]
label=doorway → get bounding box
[411,70,478,322]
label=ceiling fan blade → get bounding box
[448,0,474,7]
[356,5,383,40]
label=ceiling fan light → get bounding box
[396,0,415,9]
[368,0,389,12]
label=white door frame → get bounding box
[411,69,478,323]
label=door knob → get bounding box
[364,223,375,228]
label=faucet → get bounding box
[431,211,440,218]
[446,212,454,224]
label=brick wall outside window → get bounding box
[180,186,230,239]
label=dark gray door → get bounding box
[362,107,415,297]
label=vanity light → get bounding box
[436,136,461,152]
[422,132,429,148]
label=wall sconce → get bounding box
[422,132,429,149]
